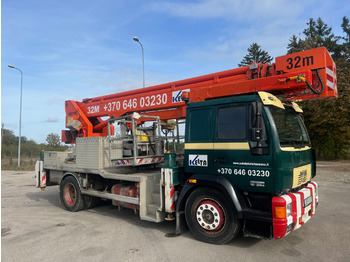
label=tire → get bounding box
[60,176,85,212]
[185,187,242,244]
[83,195,100,209]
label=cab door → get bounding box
[213,103,273,193]
[184,106,214,175]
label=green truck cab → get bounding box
[176,92,318,243]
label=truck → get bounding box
[35,47,337,244]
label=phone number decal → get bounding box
[217,168,270,177]
[87,93,168,115]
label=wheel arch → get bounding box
[60,172,82,190]
[176,174,244,218]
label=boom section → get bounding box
[63,47,337,143]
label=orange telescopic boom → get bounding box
[62,47,337,143]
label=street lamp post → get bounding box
[133,36,145,88]
[8,65,23,167]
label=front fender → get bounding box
[176,174,244,217]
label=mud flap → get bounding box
[34,160,46,189]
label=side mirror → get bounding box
[250,101,269,155]
[250,101,263,142]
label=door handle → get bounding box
[214,158,227,164]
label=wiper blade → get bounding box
[280,139,310,148]
[293,140,311,148]
[280,139,294,145]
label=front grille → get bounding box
[292,164,311,188]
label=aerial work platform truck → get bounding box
[35,47,337,244]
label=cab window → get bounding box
[217,106,247,140]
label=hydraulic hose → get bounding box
[287,69,324,95]
[305,69,324,95]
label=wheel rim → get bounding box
[195,200,224,232]
[64,183,76,206]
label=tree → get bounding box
[238,43,273,67]
[287,35,303,54]
[2,129,69,169]
[303,18,331,39]
[341,16,350,49]
[288,17,341,56]
[2,129,17,146]
[46,133,61,148]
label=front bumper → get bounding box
[272,181,318,239]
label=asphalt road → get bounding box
[2,161,350,262]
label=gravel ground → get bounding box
[315,161,350,183]
[2,161,350,262]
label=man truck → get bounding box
[35,47,337,244]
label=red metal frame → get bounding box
[62,47,337,143]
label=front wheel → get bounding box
[185,187,242,244]
[60,176,85,212]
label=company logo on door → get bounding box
[189,154,208,167]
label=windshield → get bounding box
[268,106,310,148]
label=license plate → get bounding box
[303,196,312,208]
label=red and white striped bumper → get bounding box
[272,182,318,239]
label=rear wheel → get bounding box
[60,176,85,212]
[185,187,242,244]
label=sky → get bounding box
[1,0,349,144]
